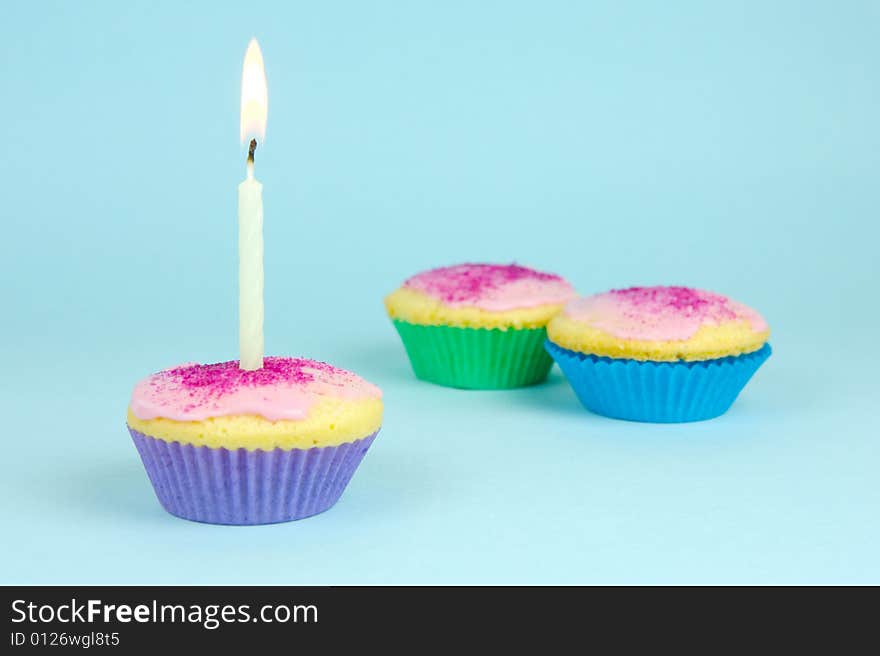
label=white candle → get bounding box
[238,150,264,370]
[238,38,268,371]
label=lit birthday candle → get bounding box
[124,37,384,528]
[238,38,268,370]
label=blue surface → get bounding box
[1,1,878,584]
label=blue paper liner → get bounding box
[129,428,378,525]
[545,341,771,423]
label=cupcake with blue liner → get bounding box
[385,263,575,389]
[545,286,771,422]
[127,357,382,524]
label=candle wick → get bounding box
[248,139,257,168]
[246,138,257,179]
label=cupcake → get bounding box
[127,357,383,524]
[545,286,771,422]
[385,263,575,389]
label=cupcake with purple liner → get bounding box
[127,357,382,524]
[545,286,771,422]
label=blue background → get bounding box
[2,1,878,584]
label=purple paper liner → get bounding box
[545,340,771,423]
[128,428,378,525]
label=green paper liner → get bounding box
[392,320,552,389]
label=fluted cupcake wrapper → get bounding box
[392,320,553,389]
[128,428,378,525]
[545,341,772,423]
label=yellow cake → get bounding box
[547,286,769,362]
[127,356,384,524]
[385,263,576,388]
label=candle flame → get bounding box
[240,38,268,145]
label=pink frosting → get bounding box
[403,263,575,311]
[130,357,382,422]
[564,286,768,341]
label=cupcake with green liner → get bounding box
[385,263,575,389]
[545,286,771,423]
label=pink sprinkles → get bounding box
[609,286,739,322]
[564,285,768,342]
[154,357,353,406]
[404,263,565,304]
[130,356,382,422]
[162,357,340,392]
